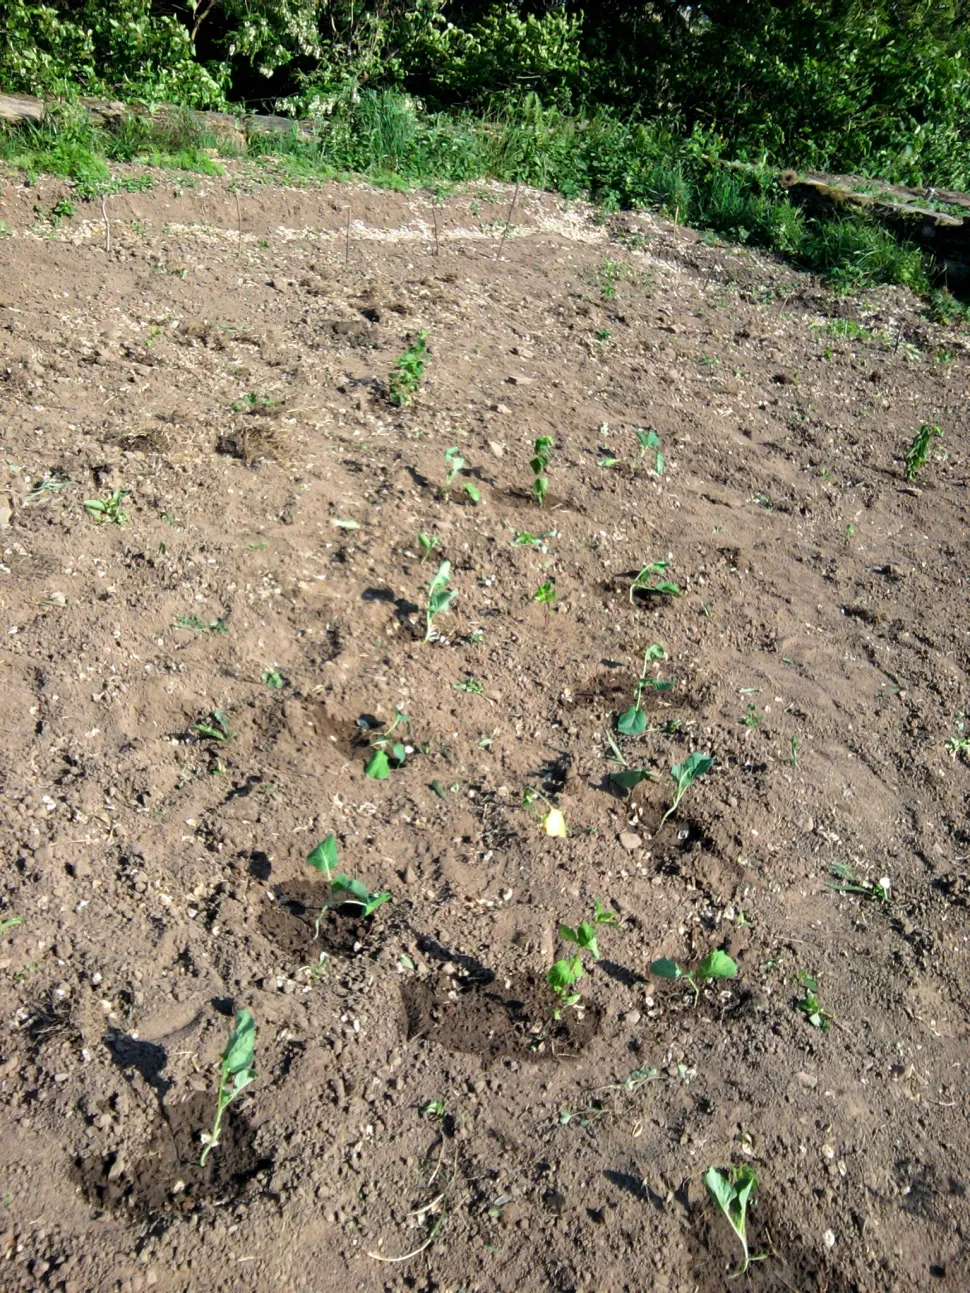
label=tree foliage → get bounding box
[2,0,969,187]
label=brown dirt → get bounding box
[0,164,968,1293]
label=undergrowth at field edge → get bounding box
[0,98,950,300]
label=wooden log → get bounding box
[0,93,45,126]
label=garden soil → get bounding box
[0,165,968,1293]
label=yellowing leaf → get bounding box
[542,808,567,838]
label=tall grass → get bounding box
[0,90,932,295]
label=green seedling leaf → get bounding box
[630,560,681,602]
[418,531,440,563]
[194,709,234,742]
[463,482,480,503]
[548,956,584,993]
[307,834,339,877]
[388,331,429,407]
[200,1009,256,1167]
[650,958,684,979]
[365,749,391,780]
[904,422,942,482]
[560,921,600,959]
[329,874,370,905]
[532,475,549,507]
[223,1010,256,1077]
[645,643,665,660]
[428,559,451,597]
[698,949,738,981]
[533,580,557,607]
[262,668,286,689]
[610,767,653,792]
[428,589,455,616]
[592,897,617,925]
[84,488,130,526]
[703,1165,764,1276]
[0,916,24,935]
[660,752,713,826]
[673,753,714,791]
[617,705,647,736]
[795,972,833,1030]
[826,862,890,902]
[512,529,557,549]
[443,446,465,487]
[425,559,456,640]
[542,807,567,838]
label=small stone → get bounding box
[619,831,642,852]
[489,440,504,458]
[507,374,532,385]
[493,403,512,414]
[624,1010,642,1025]
[402,865,418,885]
[797,1071,818,1089]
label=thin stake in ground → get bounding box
[432,200,440,257]
[497,181,520,259]
[345,205,352,265]
[100,193,110,253]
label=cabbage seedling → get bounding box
[200,1010,256,1167]
[364,708,410,779]
[659,752,713,826]
[441,447,480,502]
[547,900,615,1016]
[634,427,666,475]
[531,436,554,507]
[307,833,391,931]
[904,422,942,481]
[703,1165,765,1276]
[84,488,130,525]
[560,898,617,959]
[523,785,566,836]
[532,580,557,613]
[794,972,833,1030]
[511,528,557,550]
[630,560,680,603]
[418,531,440,563]
[388,331,429,406]
[425,560,456,642]
[650,949,737,1003]
[547,954,583,1017]
[827,862,890,903]
[617,644,669,735]
[194,709,234,742]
